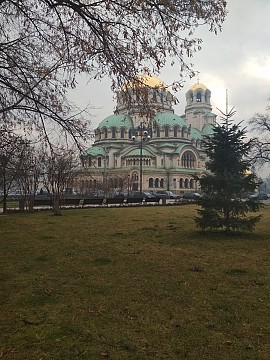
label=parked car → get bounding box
[154,190,179,199]
[249,192,269,200]
[132,191,155,199]
[90,190,105,198]
[181,192,201,200]
[37,189,50,196]
[7,189,22,198]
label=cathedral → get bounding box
[79,75,216,196]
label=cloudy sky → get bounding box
[70,0,270,135]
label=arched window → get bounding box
[156,127,160,138]
[190,179,194,188]
[196,92,201,102]
[181,151,196,168]
[164,126,169,137]
[173,178,177,189]
[181,127,186,138]
[180,178,184,188]
[120,128,125,138]
[111,127,116,138]
[160,178,164,188]
[184,178,189,188]
[97,157,102,167]
[104,128,108,139]
[155,178,159,187]
[149,178,153,188]
[173,126,179,137]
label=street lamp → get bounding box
[103,148,109,197]
[132,123,150,196]
[127,174,130,196]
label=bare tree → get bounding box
[0,129,27,213]
[42,147,79,215]
[250,109,270,166]
[16,145,44,211]
[1,0,227,145]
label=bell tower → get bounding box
[184,82,216,131]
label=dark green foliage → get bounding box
[195,110,263,232]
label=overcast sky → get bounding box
[69,0,270,171]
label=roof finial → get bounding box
[197,77,200,84]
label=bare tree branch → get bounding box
[0,0,227,146]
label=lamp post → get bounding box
[103,148,108,197]
[132,123,150,196]
[127,174,130,196]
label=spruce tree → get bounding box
[195,110,263,233]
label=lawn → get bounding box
[1,205,270,359]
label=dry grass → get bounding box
[1,205,270,359]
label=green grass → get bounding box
[1,205,270,359]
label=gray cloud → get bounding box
[70,0,270,139]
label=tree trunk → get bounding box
[28,194,34,212]
[53,193,61,215]
[2,173,7,215]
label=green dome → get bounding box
[202,123,214,136]
[98,114,133,129]
[154,112,186,127]
[190,128,202,140]
[84,146,107,156]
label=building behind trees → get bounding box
[79,75,217,196]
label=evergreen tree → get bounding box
[195,109,263,233]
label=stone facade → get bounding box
[79,75,216,196]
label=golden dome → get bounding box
[191,83,208,91]
[124,73,166,89]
